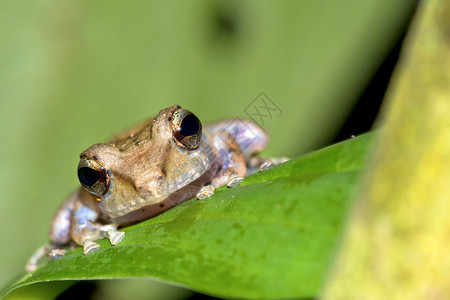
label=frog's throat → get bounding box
[106,164,220,226]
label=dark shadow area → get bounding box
[56,281,97,300]
[184,293,222,300]
[332,1,419,143]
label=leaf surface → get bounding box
[1,133,374,299]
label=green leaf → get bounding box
[1,133,374,299]
[0,0,417,289]
[323,0,450,297]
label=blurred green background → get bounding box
[0,0,417,297]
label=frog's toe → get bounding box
[83,240,100,254]
[227,174,244,187]
[258,157,290,172]
[108,230,125,246]
[26,262,38,272]
[196,185,215,199]
[259,161,275,172]
[48,248,67,259]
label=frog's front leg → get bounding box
[71,191,125,254]
[197,132,246,199]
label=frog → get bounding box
[26,105,287,271]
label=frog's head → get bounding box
[76,105,217,219]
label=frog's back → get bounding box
[107,118,154,151]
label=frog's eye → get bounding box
[78,167,100,186]
[77,159,110,196]
[172,109,202,149]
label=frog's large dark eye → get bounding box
[77,158,110,196]
[78,167,100,187]
[172,109,202,149]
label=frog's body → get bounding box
[26,105,286,271]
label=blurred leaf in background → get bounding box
[0,0,417,297]
[323,0,450,298]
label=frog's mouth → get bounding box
[104,165,220,226]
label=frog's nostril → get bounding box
[78,167,100,187]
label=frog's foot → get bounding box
[196,185,215,199]
[259,161,275,172]
[108,230,125,246]
[247,157,290,174]
[99,225,125,246]
[26,244,70,271]
[48,248,67,259]
[83,240,100,254]
[227,173,244,187]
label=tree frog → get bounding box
[26,105,286,271]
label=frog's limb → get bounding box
[26,191,79,271]
[82,240,100,254]
[197,171,244,199]
[50,191,78,245]
[71,192,125,254]
[26,244,50,272]
[196,185,215,199]
[79,227,125,254]
[196,132,246,199]
[26,244,69,271]
[205,119,269,160]
[99,224,125,245]
[75,224,125,254]
[227,173,244,187]
[48,248,67,258]
[247,156,290,174]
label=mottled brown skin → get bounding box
[80,106,220,221]
[27,105,274,271]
